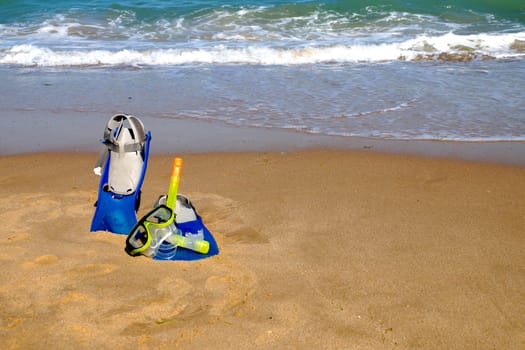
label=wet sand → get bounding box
[1,149,524,349]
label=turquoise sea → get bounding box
[1,0,525,150]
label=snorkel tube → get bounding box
[163,158,209,254]
[125,157,209,258]
[166,157,182,209]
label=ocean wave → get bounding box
[0,2,523,44]
[1,32,524,67]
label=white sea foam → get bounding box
[1,31,524,67]
[0,7,498,43]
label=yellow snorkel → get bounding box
[125,157,210,258]
[166,157,182,209]
[164,158,209,254]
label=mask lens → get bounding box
[128,225,148,248]
[125,223,150,256]
[144,206,172,224]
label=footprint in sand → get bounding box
[0,191,93,230]
[22,254,59,269]
[5,231,31,243]
[204,271,256,317]
[0,194,62,228]
[61,190,97,217]
[117,257,257,335]
[0,231,29,260]
[189,192,268,244]
[60,291,93,305]
[67,262,120,276]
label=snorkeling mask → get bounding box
[125,204,174,257]
[125,203,209,257]
[125,157,210,259]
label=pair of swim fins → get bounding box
[90,114,219,261]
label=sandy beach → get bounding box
[2,0,525,348]
[1,149,524,349]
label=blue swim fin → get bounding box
[91,114,151,234]
[154,194,219,261]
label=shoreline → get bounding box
[1,110,524,166]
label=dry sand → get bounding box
[1,150,524,349]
